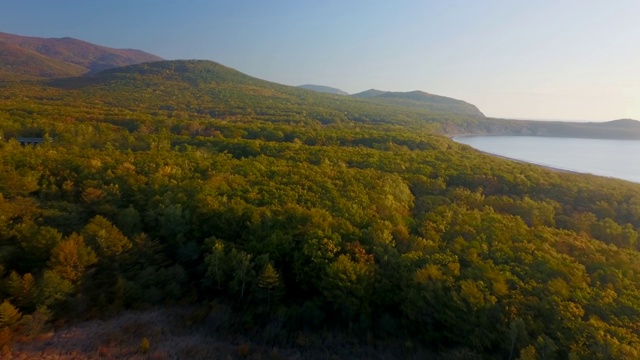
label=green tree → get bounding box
[204,238,227,290]
[115,205,142,237]
[258,262,281,308]
[35,270,73,308]
[14,223,63,271]
[322,253,374,319]
[4,271,35,309]
[82,216,132,257]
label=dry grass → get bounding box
[6,306,452,360]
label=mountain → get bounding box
[351,89,485,117]
[351,89,388,98]
[594,118,640,129]
[9,58,639,140]
[0,32,163,80]
[34,60,489,131]
[298,84,349,95]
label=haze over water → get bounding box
[454,136,640,184]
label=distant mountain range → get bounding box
[505,118,640,139]
[0,32,482,119]
[0,32,163,80]
[299,85,485,117]
[1,32,638,139]
[290,85,640,136]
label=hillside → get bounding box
[0,59,491,133]
[4,56,637,140]
[351,89,485,117]
[0,32,163,80]
[298,84,349,95]
[2,58,640,358]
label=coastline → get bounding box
[450,135,640,184]
[451,136,586,176]
[479,149,580,175]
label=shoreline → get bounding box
[480,150,640,184]
[479,149,580,175]
[450,135,640,184]
[450,136,589,176]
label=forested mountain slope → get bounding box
[3,60,498,133]
[1,59,640,358]
[298,84,349,95]
[352,89,485,117]
[0,32,163,80]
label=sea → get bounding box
[453,136,640,184]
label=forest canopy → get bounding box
[1,60,640,358]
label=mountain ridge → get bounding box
[595,118,640,128]
[0,32,163,80]
[351,89,388,98]
[8,58,639,139]
[352,88,485,117]
[30,59,494,134]
[465,118,640,140]
[298,84,349,95]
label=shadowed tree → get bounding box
[230,249,254,300]
[258,262,281,308]
[0,300,21,330]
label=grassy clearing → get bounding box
[8,305,471,360]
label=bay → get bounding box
[453,136,640,184]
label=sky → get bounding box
[2,0,640,121]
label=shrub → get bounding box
[140,337,151,354]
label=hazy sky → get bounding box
[3,0,640,121]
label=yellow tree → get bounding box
[49,233,97,282]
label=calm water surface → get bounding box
[454,136,640,184]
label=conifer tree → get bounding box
[258,262,281,308]
[0,301,21,330]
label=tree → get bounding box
[35,270,73,308]
[322,253,374,319]
[230,249,254,300]
[258,262,281,308]
[82,216,132,257]
[48,233,97,282]
[115,205,142,237]
[14,223,62,271]
[0,301,21,330]
[4,271,35,309]
[204,238,227,290]
[508,318,527,360]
